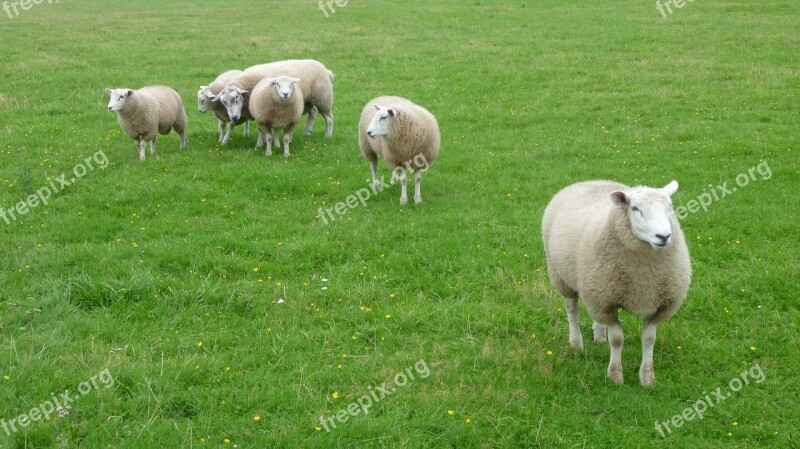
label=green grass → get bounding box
[0,0,798,447]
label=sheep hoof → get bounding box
[399,196,408,205]
[303,130,312,136]
[639,364,655,387]
[607,364,624,384]
[414,195,422,204]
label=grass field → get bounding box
[0,0,798,448]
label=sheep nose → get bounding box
[656,233,671,245]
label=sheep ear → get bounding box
[105,88,113,94]
[126,90,134,97]
[387,108,396,117]
[610,191,628,206]
[373,104,381,111]
[662,180,679,197]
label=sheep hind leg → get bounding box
[606,316,624,384]
[303,105,318,136]
[136,140,146,161]
[398,169,409,205]
[565,296,584,350]
[639,319,657,387]
[150,136,157,158]
[283,123,297,157]
[593,322,607,343]
[265,127,273,157]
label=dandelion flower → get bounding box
[253,415,261,422]
[332,391,340,399]
[197,341,203,348]
[224,438,231,444]
[732,422,738,426]
[546,350,553,356]
[750,346,756,352]
[2,375,10,381]
[448,410,455,416]
[389,293,396,299]
[466,418,472,424]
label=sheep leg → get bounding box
[369,160,381,192]
[222,121,233,145]
[322,110,334,138]
[243,120,250,136]
[177,128,186,150]
[265,127,273,156]
[398,169,409,205]
[639,319,657,387]
[413,170,423,204]
[606,316,624,384]
[273,132,281,149]
[592,322,607,343]
[303,105,318,136]
[218,120,226,143]
[150,136,157,157]
[136,140,146,161]
[255,125,265,148]
[283,123,297,158]
[565,297,584,350]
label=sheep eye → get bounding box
[631,206,643,215]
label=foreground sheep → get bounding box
[106,86,187,161]
[359,96,440,205]
[542,180,691,387]
[249,76,304,157]
[198,70,250,145]
[213,59,334,139]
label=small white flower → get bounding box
[276,298,285,304]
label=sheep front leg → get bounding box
[222,121,233,145]
[639,319,657,387]
[255,125,265,148]
[265,126,273,156]
[606,318,624,384]
[322,111,334,138]
[273,132,281,149]
[243,120,250,136]
[283,123,297,158]
[369,159,380,192]
[218,120,227,143]
[565,297,584,350]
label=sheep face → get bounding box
[105,88,133,112]
[366,105,396,138]
[268,77,300,102]
[610,181,679,249]
[197,87,214,113]
[215,86,248,122]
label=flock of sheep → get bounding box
[105,58,691,387]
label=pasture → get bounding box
[0,0,797,448]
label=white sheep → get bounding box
[197,69,250,145]
[213,59,334,140]
[542,180,691,387]
[105,86,187,161]
[359,96,440,205]
[249,76,304,157]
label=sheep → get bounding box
[541,180,691,387]
[358,96,440,205]
[212,59,334,140]
[249,76,304,157]
[197,69,251,145]
[105,86,187,161]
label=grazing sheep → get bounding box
[213,59,334,139]
[105,86,187,161]
[198,69,250,144]
[542,180,691,387]
[249,76,304,157]
[359,96,440,205]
